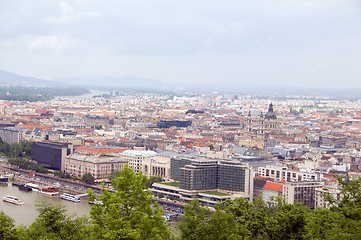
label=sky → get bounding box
[0,0,361,88]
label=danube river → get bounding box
[0,182,91,226]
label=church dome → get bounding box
[265,103,277,120]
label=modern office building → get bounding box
[151,157,254,205]
[31,141,73,171]
[179,159,218,190]
[170,157,192,181]
[218,160,250,193]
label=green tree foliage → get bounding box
[0,211,23,240]
[145,176,163,188]
[179,199,238,240]
[20,140,32,156]
[107,170,122,181]
[26,201,89,240]
[179,199,211,240]
[179,177,361,239]
[28,164,48,174]
[208,144,214,151]
[224,197,270,238]
[87,164,172,240]
[265,200,310,240]
[0,140,32,158]
[0,86,89,102]
[53,171,71,179]
[7,157,48,174]
[81,173,95,185]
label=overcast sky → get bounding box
[0,0,360,88]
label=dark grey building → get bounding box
[170,157,192,181]
[31,141,73,171]
[180,159,218,190]
[156,120,192,128]
[218,160,246,192]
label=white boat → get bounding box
[3,195,24,205]
[60,193,80,202]
[39,187,59,196]
[0,176,8,184]
[88,200,103,205]
[24,183,41,192]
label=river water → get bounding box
[0,182,91,226]
[55,90,109,101]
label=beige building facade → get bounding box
[65,153,127,179]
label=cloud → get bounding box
[28,35,77,55]
[46,1,99,23]
[0,0,361,88]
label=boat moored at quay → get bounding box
[24,183,59,195]
[0,176,8,184]
[60,193,81,202]
[24,183,41,192]
[3,195,24,205]
[40,187,59,196]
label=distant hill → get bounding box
[1,69,360,97]
[0,69,62,87]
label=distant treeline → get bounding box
[0,86,89,101]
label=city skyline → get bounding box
[0,0,361,89]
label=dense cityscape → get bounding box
[0,91,361,238]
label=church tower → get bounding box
[263,103,278,132]
[246,111,253,133]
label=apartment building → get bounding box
[0,127,27,144]
[258,165,319,182]
[283,181,322,209]
[314,186,342,208]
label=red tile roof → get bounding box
[263,182,283,192]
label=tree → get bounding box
[87,164,172,240]
[179,198,238,240]
[81,173,94,185]
[224,197,270,239]
[304,208,354,239]
[208,144,214,151]
[20,140,32,157]
[179,198,211,240]
[265,200,310,240]
[107,170,122,181]
[26,201,89,240]
[0,211,23,240]
[145,176,163,188]
[330,175,361,220]
[9,143,21,158]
